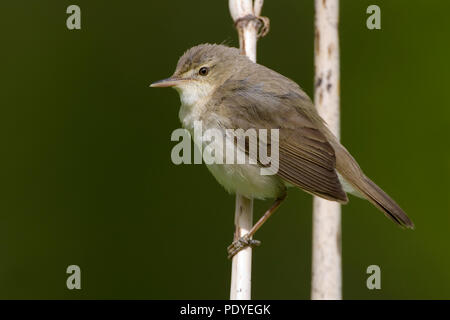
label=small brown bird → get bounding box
[151,44,414,257]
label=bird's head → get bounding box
[150,44,249,106]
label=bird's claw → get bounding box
[227,235,261,259]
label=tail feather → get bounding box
[350,174,414,229]
[331,142,414,229]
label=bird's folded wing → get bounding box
[207,77,348,203]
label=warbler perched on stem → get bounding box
[151,44,413,257]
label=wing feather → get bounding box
[206,71,348,203]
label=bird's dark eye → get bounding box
[199,67,209,76]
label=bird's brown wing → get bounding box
[207,75,348,203]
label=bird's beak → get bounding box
[150,77,187,88]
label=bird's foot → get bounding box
[227,235,261,259]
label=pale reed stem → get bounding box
[311,0,342,300]
[228,0,263,300]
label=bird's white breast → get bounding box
[176,82,213,131]
[175,83,285,200]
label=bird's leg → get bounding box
[227,193,287,259]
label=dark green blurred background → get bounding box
[0,0,449,299]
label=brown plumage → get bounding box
[152,43,414,229]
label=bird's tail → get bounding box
[332,142,414,229]
[347,173,414,228]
